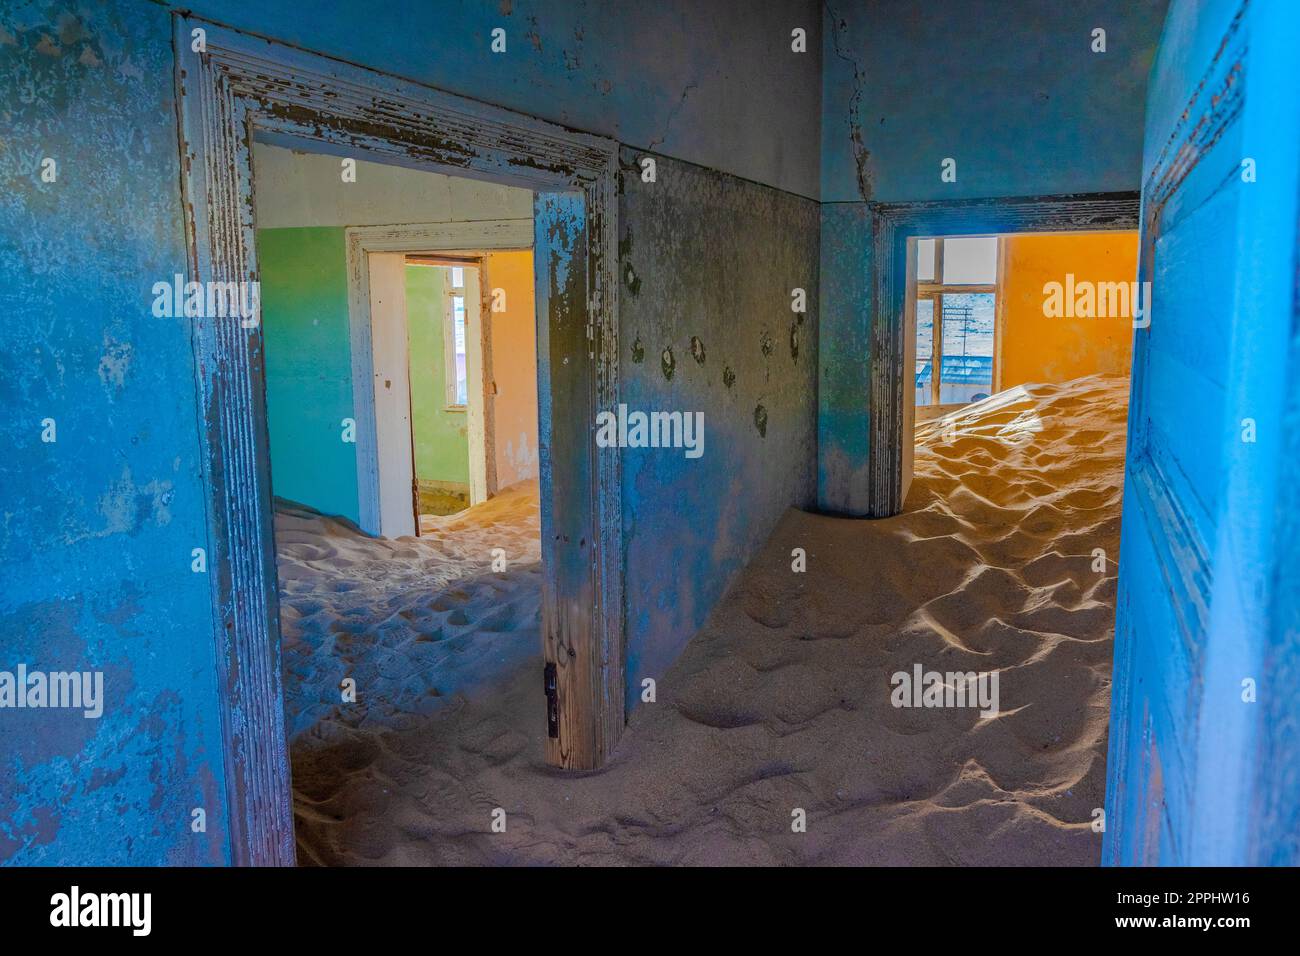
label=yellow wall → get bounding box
[998,232,1139,389]
[485,250,539,489]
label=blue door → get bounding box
[1105,0,1300,864]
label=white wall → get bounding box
[253,143,533,228]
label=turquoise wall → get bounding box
[406,265,470,486]
[259,242,471,518]
[1,0,230,865]
[258,226,359,522]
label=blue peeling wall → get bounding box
[1,0,821,864]
[618,149,820,708]
[817,0,1168,513]
[1104,0,1300,866]
[19,0,1284,871]
[180,0,824,201]
[0,1,228,865]
[821,0,1168,205]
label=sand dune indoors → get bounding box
[281,374,1127,865]
[275,482,542,740]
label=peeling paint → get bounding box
[623,262,640,295]
[97,337,132,392]
[619,147,817,708]
[660,346,675,380]
[1,3,227,866]
[2,0,826,863]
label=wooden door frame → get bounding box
[866,192,1140,516]
[345,221,532,534]
[174,15,624,866]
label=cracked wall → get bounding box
[2,0,1183,866]
[821,0,1167,204]
[187,0,824,200]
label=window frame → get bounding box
[442,266,469,410]
[915,236,1001,407]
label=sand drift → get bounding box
[278,374,1127,865]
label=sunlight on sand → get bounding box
[283,374,1129,865]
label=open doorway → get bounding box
[358,249,539,534]
[176,18,623,863]
[406,259,487,522]
[874,225,1143,862]
[252,147,547,854]
[911,231,1140,424]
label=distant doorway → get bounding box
[910,230,1141,426]
[342,222,537,537]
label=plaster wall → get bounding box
[486,250,540,490]
[998,231,1139,389]
[817,0,1168,513]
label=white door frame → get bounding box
[460,266,488,507]
[436,262,488,505]
[366,251,418,537]
[345,219,533,535]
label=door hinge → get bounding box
[543,662,559,738]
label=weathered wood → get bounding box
[534,193,624,769]
[1108,0,1300,866]
[1103,0,1248,866]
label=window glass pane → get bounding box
[450,266,464,289]
[939,293,995,404]
[915,298,934,407]
[916,239,936,283]
[453,295,468,405]
[942,237,997,284]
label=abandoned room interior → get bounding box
[3,0,1299,874]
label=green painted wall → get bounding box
[257,237,467,522]
[406,264,470,485]
[258,226,359,522]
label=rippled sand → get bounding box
[281,375,1126,865]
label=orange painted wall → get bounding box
[485,250,539,489]
[998,231,1140,389]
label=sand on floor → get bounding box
[282,374,1128,866]
[275,480,541,741]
